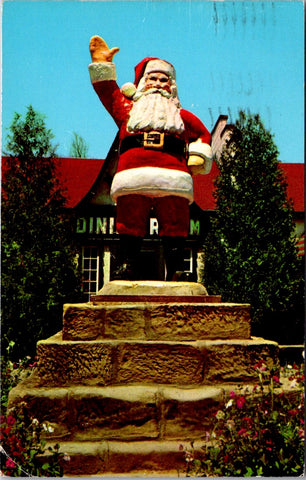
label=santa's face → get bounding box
[144,72,171,93]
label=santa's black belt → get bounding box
[119,132,187,158]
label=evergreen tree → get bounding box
[1,106,81,360]
[203,111,304,342]
[69,132,89,158]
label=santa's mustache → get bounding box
[133,87,171,101]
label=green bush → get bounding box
[2,106,82,360]
[203,111,304,341]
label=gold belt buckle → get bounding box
[143,131,164,149]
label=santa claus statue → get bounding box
[89,36,213,281]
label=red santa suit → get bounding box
[88,57,213,237]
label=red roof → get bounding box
[54,158,104,208]
[2,157,304,212]
[278,163,304,213]
[1,157,105,208]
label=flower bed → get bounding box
[181,361,305,477]
[1,350,64,477]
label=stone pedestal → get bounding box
[8,281,279,476]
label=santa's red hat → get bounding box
[134,57,176,86]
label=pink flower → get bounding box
[5,459,15,469]
[272,375,280,383]
[229,390,236,398]
[253,360,267,371]
[6,416,15,426]
[236,396,246,408]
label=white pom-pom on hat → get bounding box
[120,82,137,98]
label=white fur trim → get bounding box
[188,141,213,160]
[88,62,117,83]
[110,167,193,203]
[120,82,137,98]
[144,60,176,79]
[188,141,213,174]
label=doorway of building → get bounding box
[138,242,165,280]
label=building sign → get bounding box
[76,217,116,235]
[76,216,201,236]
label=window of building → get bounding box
[183,248,193,273]
[81,246,100,298]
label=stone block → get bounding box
[115,341,206,385]
[62,303,105,340]
[147,303,251,340]
[103,304,147,339]
[62,303,148,341]
[160,386,223,439]
[105,439,188,475]
[99,280,208,297]
[69,385,159,440]
[203,337,279,383]
[48,441,109,476]
[37,333,114,386]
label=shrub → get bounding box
[203,111,304,342]
[2,106,82,360]
[181,362,305,477]
[1,343,36,410]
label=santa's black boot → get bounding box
[113,235,142,280]
[162,237,186,281]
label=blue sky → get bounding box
[2,0,304,162]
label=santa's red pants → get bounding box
[116,194,189,237]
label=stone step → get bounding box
[41,438,203,476]
[62,302,251,341]
[8,380,223,442]
[36,333,279,386]
[92,280,221,304]
[97,280,209,297]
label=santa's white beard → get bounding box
[126,89,185,134]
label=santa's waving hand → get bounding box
[89,36,119,63]
[88,35,213,281]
